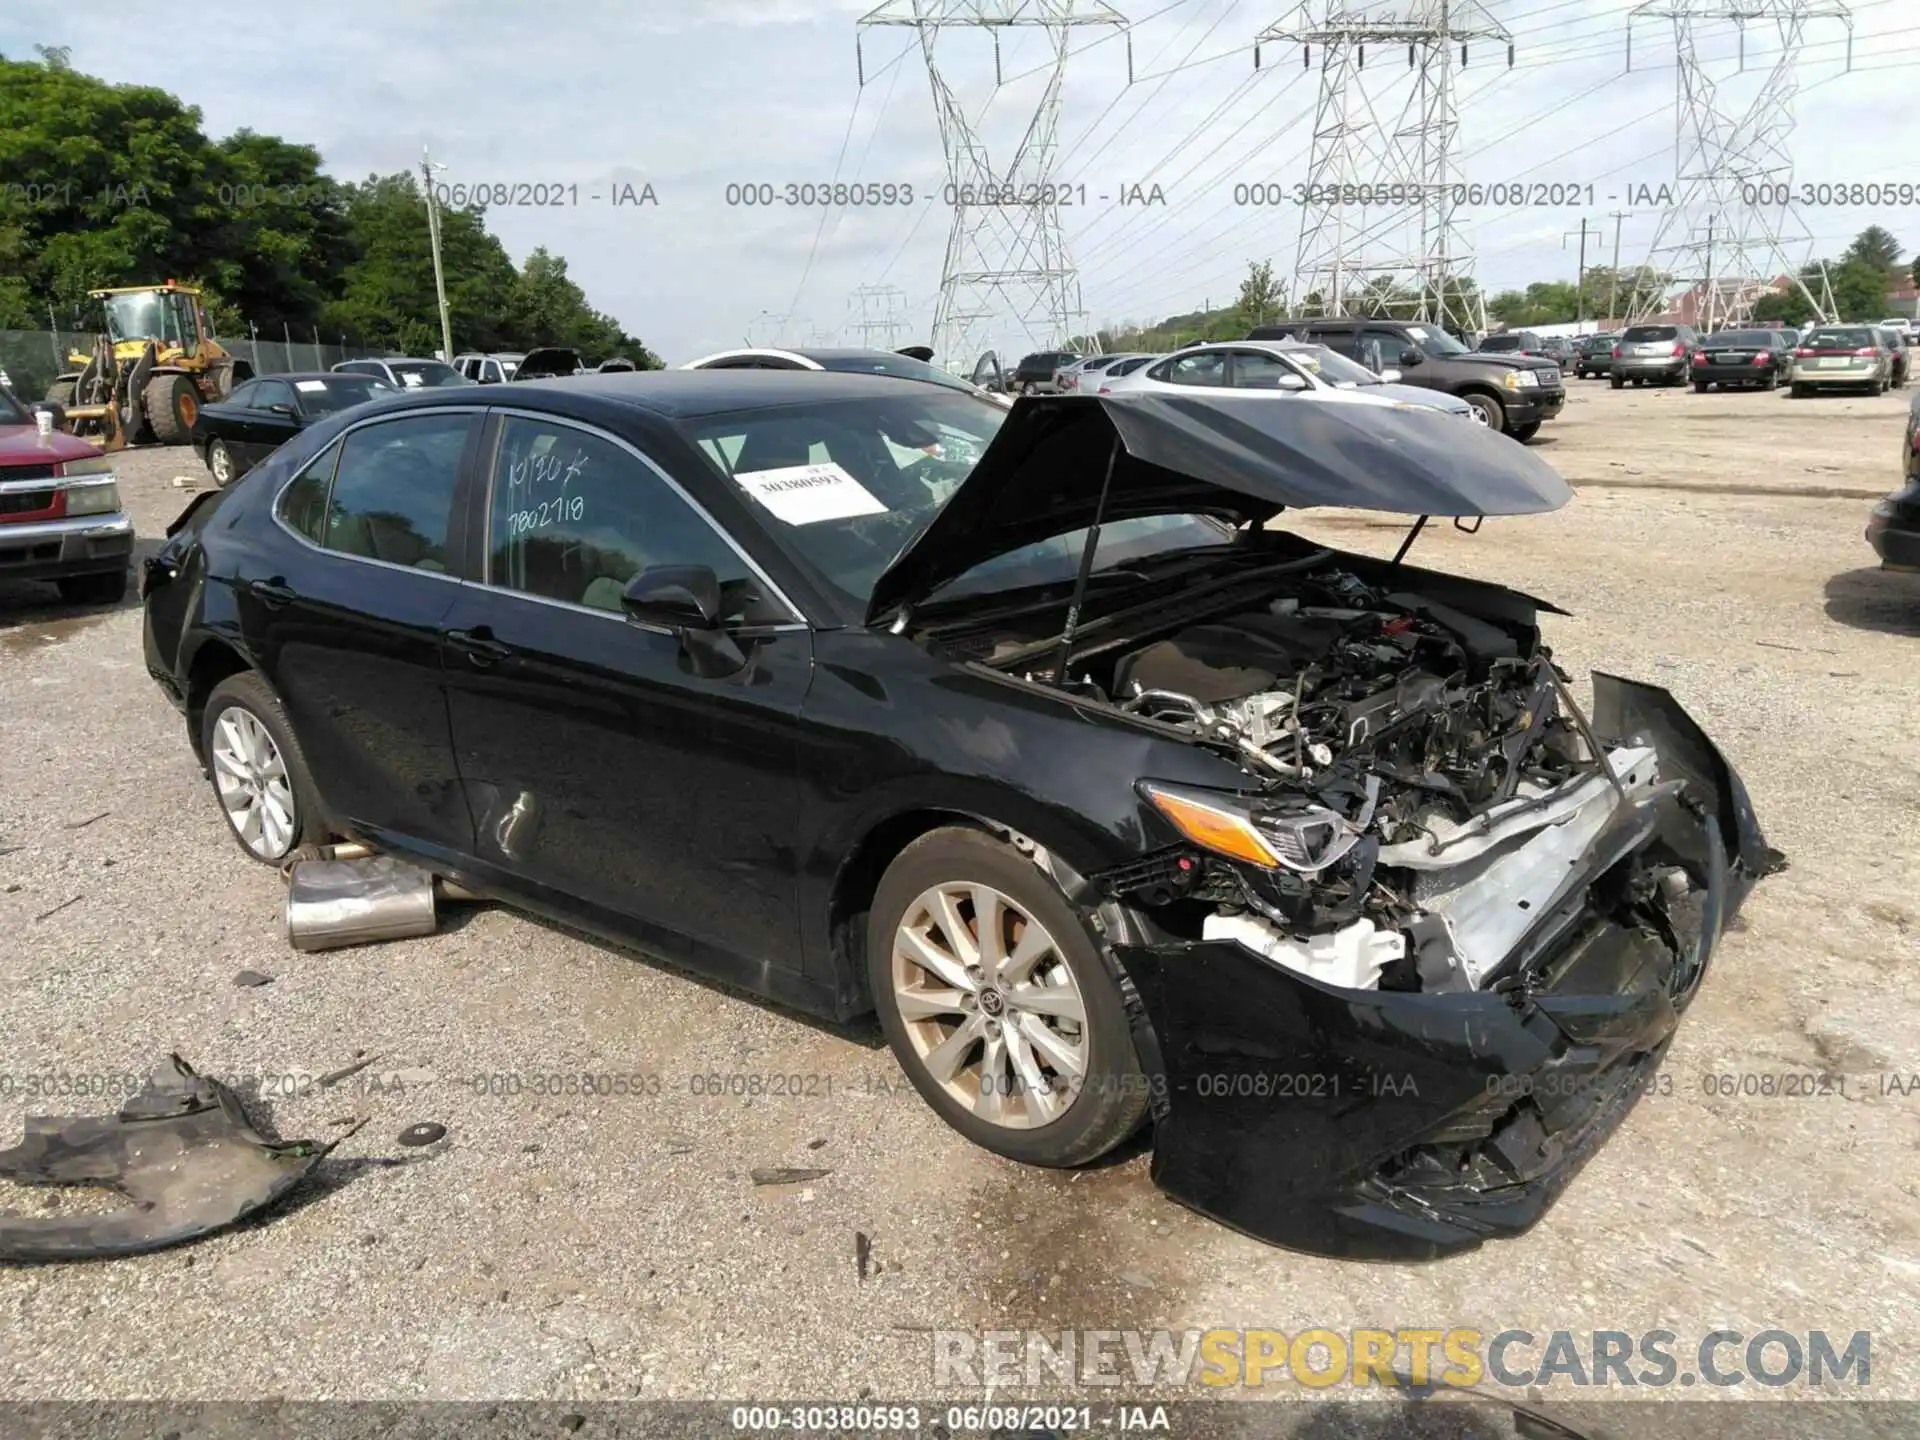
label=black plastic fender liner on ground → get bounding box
[0,1055,337,1262]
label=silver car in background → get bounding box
[1102,340,1477,419]
[1790,325,1894,397]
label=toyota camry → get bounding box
[142,372,1775,1258]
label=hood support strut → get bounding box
[1390,513,1429,565]
[1051,433,1124,685]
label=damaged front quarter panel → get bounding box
[0,1055,334,1262]
[1103,676,1775,1261]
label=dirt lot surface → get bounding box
[3,380,1917,1434]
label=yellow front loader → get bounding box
[46,283,254,450]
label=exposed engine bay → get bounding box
[958,563,1695,997]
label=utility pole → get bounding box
[1608,210,1630,323]
[1702,212,1717,333]
[421,147,455,363]
[1564,217,1593,324]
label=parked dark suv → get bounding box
[1610,324,1698,388]
[1010,351,1080,395]
[1249,318,1565,440]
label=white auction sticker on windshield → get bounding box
[294,380,328,392]
[732,462,887,525]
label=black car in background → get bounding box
[1688,329,1795,392]
[1867,390,1920,568]
[1573,333,1618,378]
[141,370,1772,1259]
[191,372,394,486]
[1251,317,1565,439]
[1477,331,1542,357]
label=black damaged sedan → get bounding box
[142,372,1773,1259]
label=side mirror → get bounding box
[268,403,297,418]
[624,566,749,678]
[622,565,722,630]
[1273,372,1309,392]
[1399,347,1423,367]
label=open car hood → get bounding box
[515,346,582,379]
[865,391,1573,623]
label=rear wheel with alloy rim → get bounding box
[199,672,324,863]
[868,827,1148,1166]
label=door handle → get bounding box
[248,577,297,608]
[447,627,513,666]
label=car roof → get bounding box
[256,371,378,384]
[360,367,965,421]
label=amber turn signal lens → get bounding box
[1141,784,1281,869]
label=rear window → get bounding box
[1110,356,1155,377]
[1478,336,1522,351]
[1802,328,1875,348]
[1702,331,1773,346]
[1622,326,1680,343]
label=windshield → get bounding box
[1622,326,1679,343]
[1403,324,1469,357]
[103,291,184,346]
[388,360,470,388]
[0,387,29,426]
[816,353,979,395]
[293,375,393,414]
[499,357,521,376]
[1282,345,1382,387]
[689,392,1229,611]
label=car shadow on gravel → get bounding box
[1824,566,1920,636]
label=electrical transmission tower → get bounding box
[858,1,1129,365]
[1626,1,1852,329]
[1260,1,1511,337]
[848,283,909,348]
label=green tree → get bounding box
[1751,287,1814,327]
[1231,259,1285,333]
[1844,225,1902,275]
[506,247,659,364]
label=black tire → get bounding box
[45,379,77,407]
[1461,391,1506,432]
[198,671,326,864]
[1760,372,1777,391]
[867,826,1148,1168]
[1692,380,1709,393]
[1610,375,1624,390]
[55,569,127,606]
[1510,420,1542,442]
[1791,383,1809,398]
[207,438,240,488]
[144,372,200,445]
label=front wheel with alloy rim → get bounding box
[199,672,324,863]
[867,826,1149,1167]
[1461,392,1505,431]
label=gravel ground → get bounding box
[2,380,1917,1428]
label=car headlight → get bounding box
[63,480,122,516]
[58,455,114,476]
[1141,783,1283,868]
[1140,782,1366,874]
[1504,369,1539,390]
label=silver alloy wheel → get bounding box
[1464,396,1496,428]
[210,706,297,859]
[209,440,234,486]
[890,881,1089,1129]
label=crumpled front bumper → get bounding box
[1113,675,1772,1260]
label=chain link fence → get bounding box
[0,326,384,403]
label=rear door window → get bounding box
[1156,352,1228,386]
[321,413,473,572]
[1622,326,1679,344]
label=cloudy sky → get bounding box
[9,0,1919,362]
